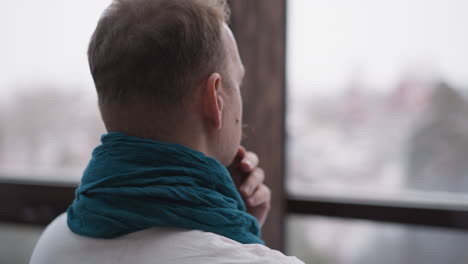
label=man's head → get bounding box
[88,0,245,165]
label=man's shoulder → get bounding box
[30,213,304,264]
[125,224,305,264]
[184,229,304,264]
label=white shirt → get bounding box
[30,213,304,264]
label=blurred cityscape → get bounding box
[0,86,104,182]
[4,73,467,192]
[288,76,468,194]
[287,76,468,263]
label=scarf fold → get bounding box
[67,132,263,244]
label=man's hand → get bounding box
[227,146,271,227]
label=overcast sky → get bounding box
[0,0,111,99]
[288,0,468,95]
[1,0,467,98]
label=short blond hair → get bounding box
[88,0,230,128]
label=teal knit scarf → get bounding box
[67,132,263,244]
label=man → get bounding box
[30,0,304,263]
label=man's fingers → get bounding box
[240,151,259,172]
[228,146,246,169]
[237,146,247,160]
[240,168,264,196]
[232,146,246,166]
[246,184,271,207]
[248,202,270,227]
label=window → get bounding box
[287,0,468,262]
[287,215,468,264]
[1,3,109,262]
[287,0,468,196]
[0,1,110,182]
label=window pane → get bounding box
[0,223,43,264]
[287,215,468,264]
[0,1,111,182]
[287,0,468,195]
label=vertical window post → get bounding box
[229,0,287,251]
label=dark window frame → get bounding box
[3,0,468,253]
[3,179,468,250]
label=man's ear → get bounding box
[203,72,224,130]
